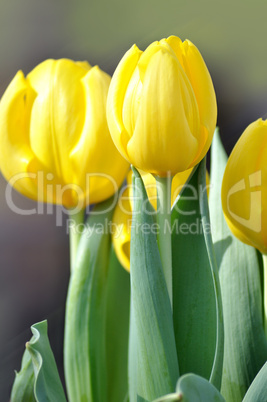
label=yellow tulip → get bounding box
[0,59,129,208]
[221,119,267,254]
[107,35,217,177]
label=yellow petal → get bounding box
[0,70,40,199]
[75,61,92,70]
[171,168,193,205]
[127,50,199,176]
[70,66,130,204]
[27,59,90,183]
[0,70,76,206]
[112,186,132,271]
[143,173,157,210]
[222,119,267,253]
[112,171,157,271]
[171,39,217,164]
[127,170,157,211]
[122,67,142,137]
[137,40,173,81]
[137,39,177,83]
[224,214,257,249]
[106,45,142,161]
[165,36,184,65]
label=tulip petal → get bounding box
[0,70,40,199]
[70,66,129,204]
[122,67,142,138]
[137,40,173,82]
[171,168,193,205]
[0,68,76,207]
[71,66,111,177]
[106,45,142,160]
[27,59,90,183]
[122,42,176,138]
[127,50,199,176]
[223,214,254,247]
[165,36,184,64]
[76,61,92,70]
[168,38,217,162]
[112,171,156,272]
[222,119,267,253]
[112,187,132,271]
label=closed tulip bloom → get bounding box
[107,35,217,177]
[0,59,129,207]
[222,119,267,254]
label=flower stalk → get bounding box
[156,174,173,308]
[68,209,84,272]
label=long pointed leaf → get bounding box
[64,197,115,402]
[242,361,267,401]
[106,246,130,402]
[128,296,138,402]
[171,160,218,384]
[26,321,66,402]
[175,373,225,401]
[129,167,179,401]
[198,158,224,389]
[153,373,226,402]
[10,349,35,402]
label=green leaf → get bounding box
[64,196,115,402]
[175,373,225,401]
[171,158,222,388]
[198,158,224,389]
[209,129,267,401]
[153,374,226,402]
[128,297,138,401]
[129,167,179,401]
[26,320,66,402]
[242,362,267,401]
[106,246,130,402]
[10,349,35,402]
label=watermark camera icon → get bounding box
[227,170,261,232]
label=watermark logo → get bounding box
[5,171,119,225]
[4,170,212,235]
[227,170,261,232]
[66,217,211,238]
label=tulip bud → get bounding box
[221,119,267,253]
[0,59,129,208]
[107,36,217,177]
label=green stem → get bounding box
[68,208,85,272]
[262,254,267,335]
[155,175,173,308]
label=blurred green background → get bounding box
[1,0,267,399]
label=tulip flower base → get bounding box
[0,35,266,402]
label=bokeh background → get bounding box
[1,0,267,399]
